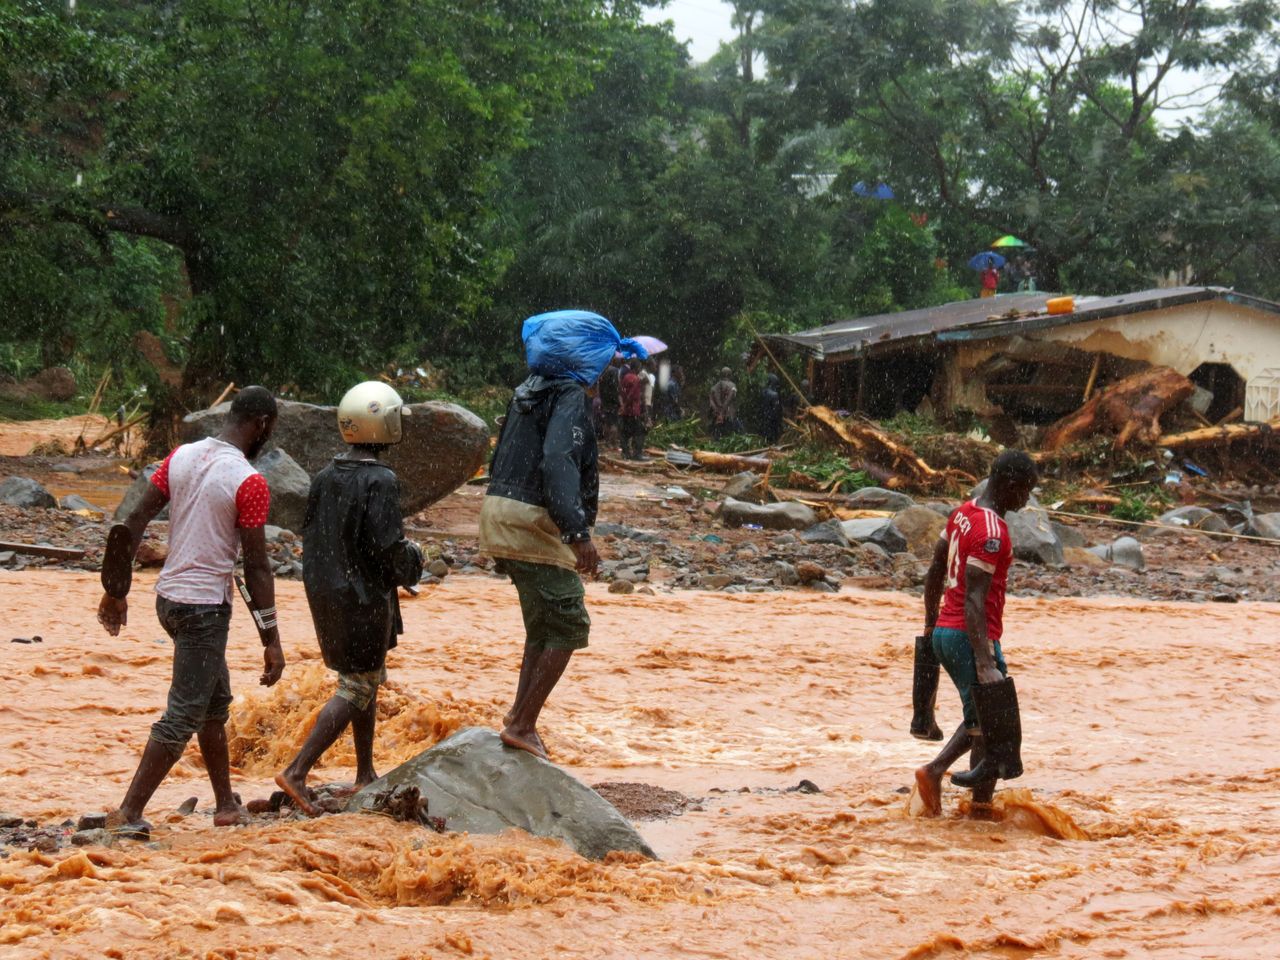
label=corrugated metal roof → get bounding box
[763,286,1280,360]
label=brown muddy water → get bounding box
[1,571,1278,958]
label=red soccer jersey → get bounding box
[935,500,1013,641]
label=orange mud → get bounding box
[0,415,111,458]
[2,571,1279,958]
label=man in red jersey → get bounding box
[915,450,1037,817]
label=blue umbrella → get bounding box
[968,251,1006,271]
[853,180,895,200]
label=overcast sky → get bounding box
[643,0,736,63]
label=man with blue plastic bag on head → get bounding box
[480,310,648,760]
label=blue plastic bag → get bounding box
[522,310,648,385]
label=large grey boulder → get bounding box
[113,463,169,522]
[718,497,818,531]
[801,519,849,546]
[1005,507,1065,566]
[346,727,655,861]
[1086,536,1145,571]
[846,487,915,512]
[1242,512,1280,540]
[1157,506,1230,533]
[1052,522,1086,548]
[0,477,57,509]
[840,517,909,555]
[253,449,311,532]
[891,505,947,559]
[181,398,488,517]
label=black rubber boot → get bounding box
[951,676,1023,786]
[910,635,944,741]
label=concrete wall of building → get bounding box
[1033,301,1280,382]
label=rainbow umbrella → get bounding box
[991,234,1028,249]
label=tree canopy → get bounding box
[4,0,1280,403]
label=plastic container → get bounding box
[1046,296,1075,314]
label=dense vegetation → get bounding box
[4,0,1280,409]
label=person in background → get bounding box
[619,359,647,461]
[274,382,423,815]
[760,373,783,445]
[709,367,740,439]
[97,387,284,838]
[980,264,999,298]
[598,357,622,451]
[640,360,657,426]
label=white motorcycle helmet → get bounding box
[336,381,411,445]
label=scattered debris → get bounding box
[1041,366,1194,452]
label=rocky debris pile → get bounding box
[0,365,77,403]
[591,782,700,821]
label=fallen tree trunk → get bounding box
[1040,366,1194,452]
[804,406,945,489]
[1161,418,1280,450]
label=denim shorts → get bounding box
[149,596,233,757]
[932,627,1007,733]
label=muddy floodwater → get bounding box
[1,570,1278,958]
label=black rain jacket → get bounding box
[301,459,423,673]
[487,375,598,539]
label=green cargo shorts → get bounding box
[336,665,387,711]
[497,558,590,652]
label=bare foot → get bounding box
[274,771,321,817]
[213,805,250,827]
[500,726,549,761]
[914,766,942,817]
[328,776,377,799]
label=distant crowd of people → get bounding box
[590,359,812,459]
[980,256,1037,297]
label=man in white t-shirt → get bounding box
[97,386,284,838]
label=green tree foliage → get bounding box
[4,0,609,400]
[5,0,1280,403]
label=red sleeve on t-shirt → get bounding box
[235,473,271,528]
[149,449,178,500]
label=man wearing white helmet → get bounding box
[274,381,424,815]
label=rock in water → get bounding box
[346,727,657,861]
[181,399,488,516]
[0,477,58,510]
[252,449,310,532]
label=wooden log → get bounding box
[1040,366,1195,452]
[0,541,87,561]
[803,405,944,488]
[209,381,237,408]
[690,450,772,473]
[84,412,147,452]
[1161,417,1280,450]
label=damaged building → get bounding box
[762,287,1280,441]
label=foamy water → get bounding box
[2,572,1278,958]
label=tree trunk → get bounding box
[1040,366,1194,452]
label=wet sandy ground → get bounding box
[2,570,1279,958]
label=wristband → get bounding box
[252,605,278,633]
[561,530,591,544]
